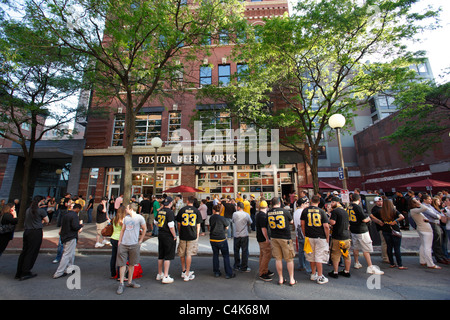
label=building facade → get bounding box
[78,0,311,201]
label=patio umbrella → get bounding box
[400,178,450,188]
[298,180,342,190]
[400,178,450,196]
[163,185,205,193]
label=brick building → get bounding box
[77,0,311,202]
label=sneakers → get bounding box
[317,275,328,285]
[116,283,124,295]
[95,242,104,248]
[162,276,174,284]
[259,274,273,282]
[354,262,363,269]
[182,271,195,282]
[367,265,384,275]
[116,281,140,294]
[156,273,164,281]
[310,272,328,284]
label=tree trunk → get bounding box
[17,144,35,229]
[122,107,136,205]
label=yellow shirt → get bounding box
[243,200,251,215]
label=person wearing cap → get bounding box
[255,200,274,281]
[156,196,177,284]
[370,196,389,263]
[328,196,351,279]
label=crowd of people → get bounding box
[0,188,449,294]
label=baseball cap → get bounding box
[259,200,268,208]
[374,196,382,202]
[332,191,339,195]
[330,196,341,202]
[163,196,173,206]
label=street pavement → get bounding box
[2,222,449,304]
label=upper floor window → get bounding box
[218,64,231,87]
[167,111,182,143]
[200,66,212,86]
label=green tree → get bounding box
[0,19,86,227]
[383,80,450,163]
[27,0,246,203]
[199,0,439,193]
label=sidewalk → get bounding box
[4,222,421,256]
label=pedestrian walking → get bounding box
[0,203,18,256]
[232,202,252,272]
[15,195,49,281]
[156,197,177,284]
[116,203,146,294]
[255,200,274,281]
[267,197,296,286]
[301,195,330,285]
[176,196,202,281]
[53,204,83,279]
[209,205,235,279]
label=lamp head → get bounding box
[328,114,346,129]
[151,137,163,148]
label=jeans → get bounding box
[55,237,64,262]
[225,218,233,238]
[382,231,403,267]
[87,209,93,223]
[233,236,249,271]
[210,240,233,277]
[297,237,311,273]
[110,238,119,277]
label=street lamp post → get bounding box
[328,114,347,190]
[151,137,163,196]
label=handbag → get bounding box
[101,223,113,237]
[0,214,15,234]
[390,226,402,238]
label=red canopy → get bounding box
[298,180,342,190]
[400,178,450,188]
[163,185,204,193]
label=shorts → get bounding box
[305,238,329,264]
[96,221,109,237]
[351,232,373,252]
[177,239,199,257]
[271,238,295,262]
[330,239,351,262]
[158,234,176,260]
[116,243,140,267]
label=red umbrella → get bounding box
[298,180,342,190]
[163,185,205,193]
[400,178,450,188]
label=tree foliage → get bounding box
[26,0,247,202]
[198,0,439,193]
[383,80,450,163]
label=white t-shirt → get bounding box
[121,214,145,246]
